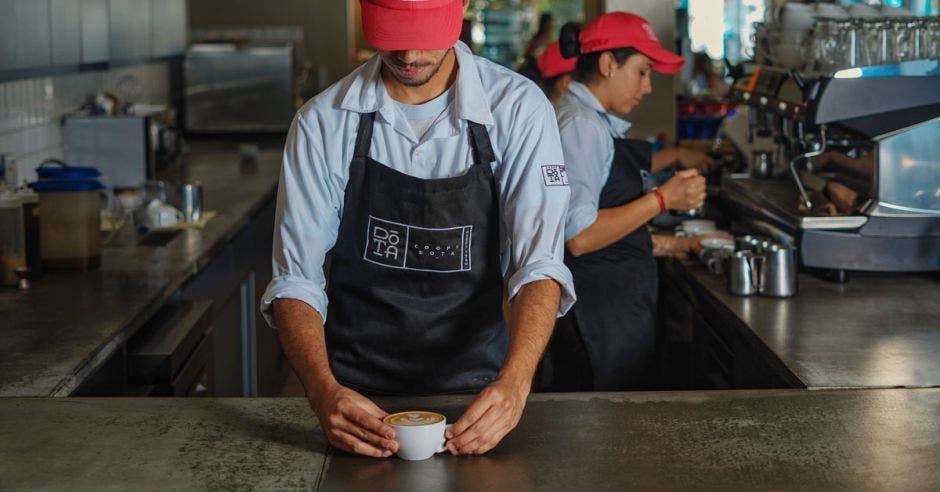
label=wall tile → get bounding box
[0,62,170,185]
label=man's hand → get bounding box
[445,378,529,455]
[311,383,399,458]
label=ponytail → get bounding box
[558,21,639,84]
[559,22,581,59]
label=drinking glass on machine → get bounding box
[857,20,887,66]
[841,20,862,67]
[811,18,843,72]
[891,19,917,62]
[924,17,940,58]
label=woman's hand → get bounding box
[676,148,716,173]
[653,231,733,259]
[658,169,706,212]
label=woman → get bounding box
[548,12,725,391]
[536,40,576,104]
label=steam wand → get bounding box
[789,125,827,210]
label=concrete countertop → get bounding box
[1,389,938,490]
[663,258,940,389]
[0,140,283,397]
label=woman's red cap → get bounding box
[537,41,577,79]
[579,12,684,74]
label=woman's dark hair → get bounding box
[559,22,640,84]
[535,13,554,37]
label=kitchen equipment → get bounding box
[760,244,798,298]
[17,189,41,278]
[29,164,104,270]
[0,154,17,187]
[728,250,761,296]
[63,109,181,189]
[180,182,203,223]
[700,238,735,275]
[143,180,168,204]
[185,43,294,133]
[0,194,26,287]
[751,151,775,178]
[735,235,766,252]
[724,59,940,279]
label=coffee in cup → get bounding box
[383,411,450,461]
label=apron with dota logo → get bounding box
[324,112,507,395]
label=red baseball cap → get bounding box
[361,0,464,51]
[537,41,577,79]
[579,12,684,74]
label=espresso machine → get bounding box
[721,59,940,281]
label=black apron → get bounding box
[551,137,658,391]
[324,112,508,396]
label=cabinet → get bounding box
[657,259,801,390]
[1,0,188,79]
[126,301,214,397]
[0,0,52,70]
[178,198,283,397]
[151,0,186,58]
[109,0,151,61]
[81,0,110,63]
[70,195,282,397]
[50,0,81,65]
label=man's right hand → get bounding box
[310,383,399,458]
[659,169,706,212]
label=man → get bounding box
[262,0,575,458]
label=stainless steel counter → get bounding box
[1,390,938,490]
[0,141,282,396]
[663,259,940,389]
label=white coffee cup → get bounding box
[383,411,451,461]
[675,219,717,237]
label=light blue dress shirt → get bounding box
[554,81,633,240]
[262,42,575,325]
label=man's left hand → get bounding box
[445,378,529,455]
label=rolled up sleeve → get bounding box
[498,100,576,316]
[261,113,345,328]
[559,115,611,241]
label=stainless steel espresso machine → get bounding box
[721,59,940,281]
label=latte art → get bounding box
[384,411,445,427]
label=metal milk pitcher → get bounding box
[728,250,762,296]
[760,244,798,298]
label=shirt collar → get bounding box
[339,41,495,128]
[566,81,633,137]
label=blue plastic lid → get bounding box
[29,180,104,192]
[36,165,102,181]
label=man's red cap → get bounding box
[537,41,577,79]
[579,12,684,74]
[361,0,464,51]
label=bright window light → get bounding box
[689,0,726,59]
